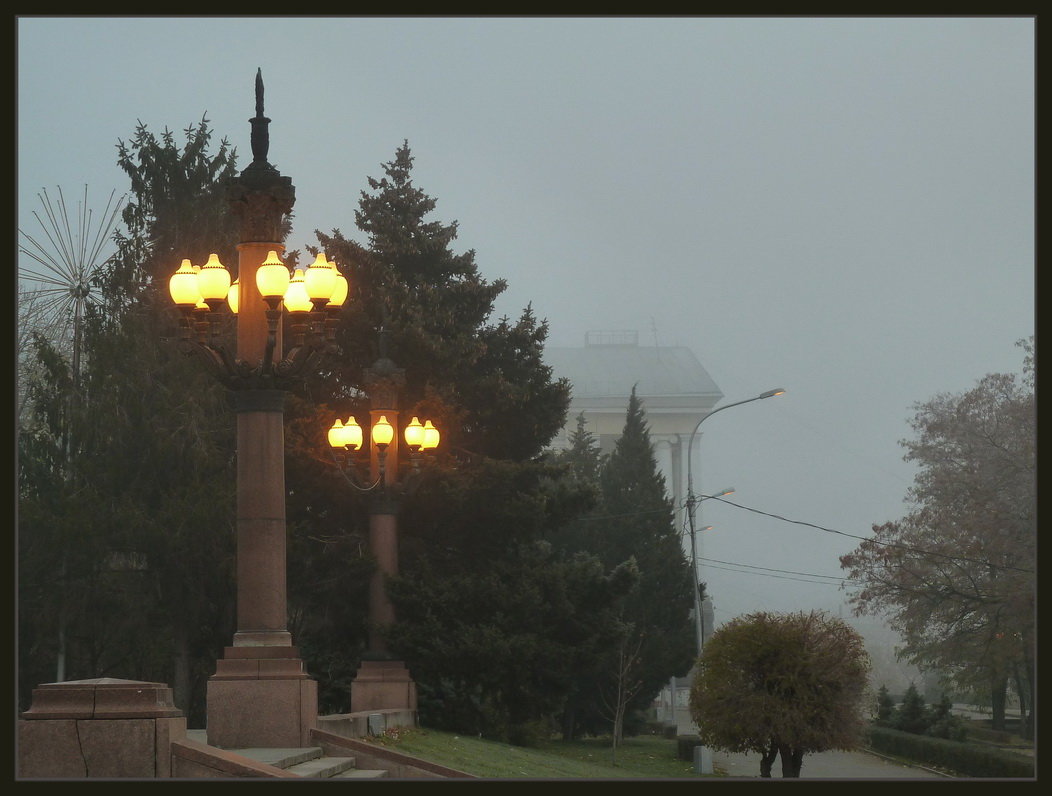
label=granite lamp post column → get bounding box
[363,349,404,659]
[348,345,419,715]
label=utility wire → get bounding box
[699,556,860,585]
[571,494,1033,575]
[703,496,1034,575]
[700,560,858,587]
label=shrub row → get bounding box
[963,724,1017,744]
[866,725,1033,779]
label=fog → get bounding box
[17,17,1034,655]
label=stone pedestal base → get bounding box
[19,678,186,778]
[350,660,418,715]
[206,646,317,749]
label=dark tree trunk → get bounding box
[991,673,1008,731]
[561,703,577,741]
[778,744,803,777]
[172,618,190,715]
[1017,648,1035,741]
[1012,663,1029,739]
[759,742,778,777]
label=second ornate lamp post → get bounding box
[325,335,440,715]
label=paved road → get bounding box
[712,748,948,779]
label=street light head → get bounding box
[404,416,425,451]
[328,271,348,309]
[372,415,394,449]
[343,417,363,451]
[283,269,312,314]
[256,250,291,305]
[197,253,231,305]
[421,420,440,451]
[169,259,202,308]
[304,252,337,306]
[327,418,346,449]
[227,278,240,314]
[760,387,786,399]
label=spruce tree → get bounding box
[552,389,695,740]
[894,683,929,735]
[592,386,696,737]
[283,142,590,730]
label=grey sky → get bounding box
[17,17,1034,636]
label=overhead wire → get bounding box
[569,493,1033,576]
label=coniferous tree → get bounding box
[18,119,240,725]
[874,684,895,726]
[595,387,696,736]
[894,683,929,735]
[552,389,695,741]
[282,142,591,732]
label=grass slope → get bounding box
[363,727,710,779]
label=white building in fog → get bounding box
[545,329,724,538]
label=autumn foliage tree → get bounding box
[689,610,870,778]
[840,339,1035,737]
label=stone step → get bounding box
[183,731,390,779]
[232,746,325,770]
[285,755,358,778]
[332,768,390,779]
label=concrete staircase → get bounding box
[233,746,389,778]
[185,730,388,779]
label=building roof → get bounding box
[545,332,723,413]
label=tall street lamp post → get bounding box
[326,335,440,715]
[684,387,785,653]
[167,70,345,749]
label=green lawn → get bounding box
[363,727,714,779]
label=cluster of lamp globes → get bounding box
[328,415,440,456]
[169,249,441,460]
[168,250,348,317]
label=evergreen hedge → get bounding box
[866,725,1033,778]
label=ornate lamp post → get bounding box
[166,70,345,749]
[325,334,440,715]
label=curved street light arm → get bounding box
[683,387,784,655]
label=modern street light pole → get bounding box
[684,388,785,653]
